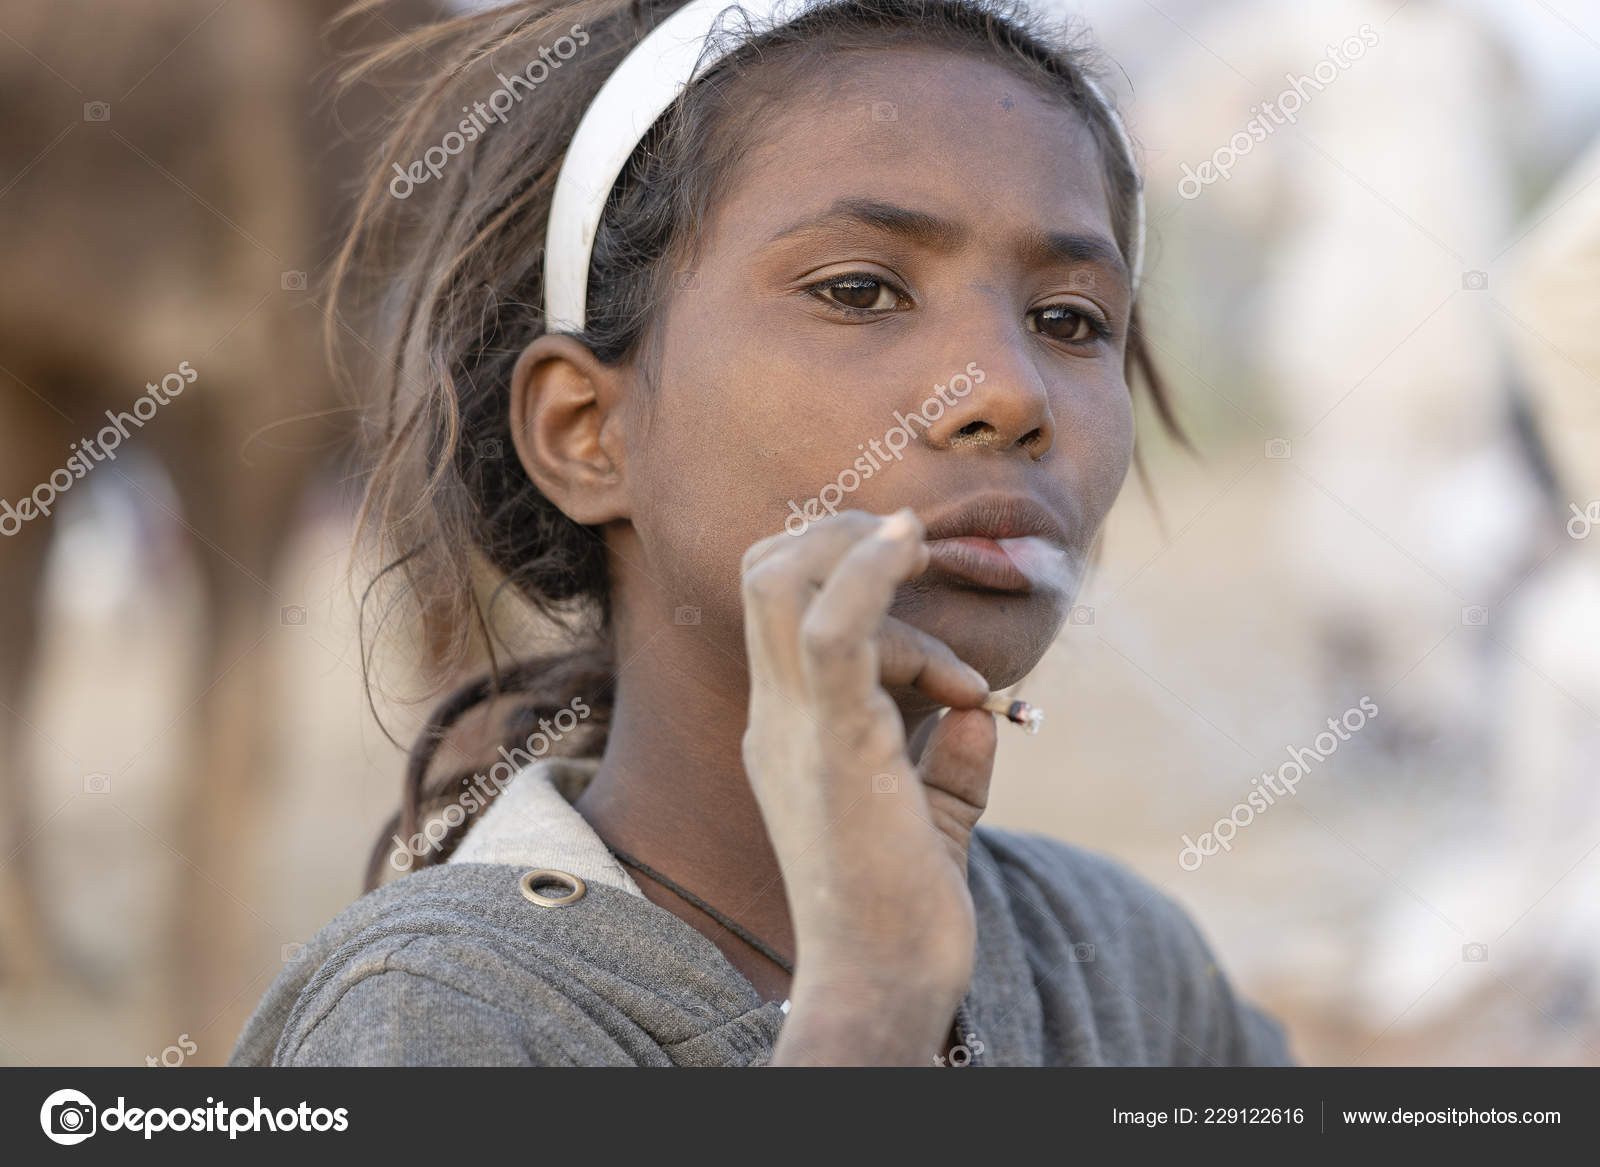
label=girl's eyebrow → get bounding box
[764,195,1128,286]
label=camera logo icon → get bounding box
[280,605,307,626]
[1461,270,1488,291]
[870,101,898,121]
[1460,605,1488,627]
[280,270,307,291]
[83,102,110,122]
[1070,942,1096,963]
[871,772,898,794]
[477,438,503,459]
[40,1088,96,1145]
[673,605,701,625]
[1264,438,1292,460]
[673,270,700,290]
[1462,942,1489,963]
[1068,605,1095,626]
[83,772,110,795]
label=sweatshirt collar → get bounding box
[446,754,647,899]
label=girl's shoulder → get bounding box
[229,862,781,1067]
[970,821,1194,933]
[966,824,1295,1066]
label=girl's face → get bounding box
[616,46,1136,690]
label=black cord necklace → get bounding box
[605,844,795,977]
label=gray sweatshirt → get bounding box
[230,757,1293,1066]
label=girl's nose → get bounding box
[916,339,1055,460]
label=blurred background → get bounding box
[1,0,1597,1066]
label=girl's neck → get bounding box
[571,610,941,1004]
[572,629,798,1000]
[570,626,961,1062]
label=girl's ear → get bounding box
[508,334,633,525]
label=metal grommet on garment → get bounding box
[519,868,587,907]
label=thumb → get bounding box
[915,707,997,850]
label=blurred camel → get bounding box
[0,0,435,1030]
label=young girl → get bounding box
[232,0,1292,1066]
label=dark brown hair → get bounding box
[334,0,1185,891]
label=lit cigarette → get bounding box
[981,693,1044,734]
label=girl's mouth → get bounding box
[924,534,1075,594]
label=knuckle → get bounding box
[797,610,863,660]
[828,699,904,757]
[740,726,765,771]
[740,561,789,605]
[741,535,783,575]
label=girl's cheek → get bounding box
[1074,377,1139,518]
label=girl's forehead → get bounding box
[710,52,1116,256]
[743,44,1100,158]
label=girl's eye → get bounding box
[805,276,1114,346]
[807,274,907,314]
[1029,303,1112,345]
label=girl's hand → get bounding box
[739,507,998,1064]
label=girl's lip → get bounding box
[924,536,1035,592]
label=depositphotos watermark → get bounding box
[1568,501,1600,539]
[145,1033,197,1068]
[389,23,589,198]
[40,1088,348,1144]
[1,360,197,536]
[389,695,591,870]
[1178,696,1378,871]
[785,362,986,535]
[1177,23,1379,200]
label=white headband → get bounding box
[541,0,1145,334]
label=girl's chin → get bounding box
[896,590,1068,690]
